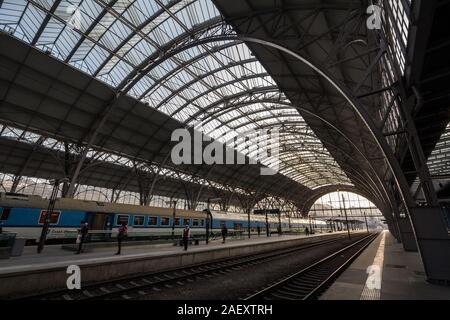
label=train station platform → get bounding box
[321,230,450,300]
[0,231,350,298]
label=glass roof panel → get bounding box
[0,0,353,189]
[427,122,450,176]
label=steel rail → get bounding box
[244,233,378,300]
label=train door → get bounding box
[87,212,110,241]
[94,213,108,230]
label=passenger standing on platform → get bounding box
[76,221,89,254]
[257,226,261,237]
[115,222,128,255]
[221,224,228,244]
[305,226,310,236]
[182,225,190,251]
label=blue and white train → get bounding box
[0,192,327,243]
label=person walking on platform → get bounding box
[221,224,228,244]
[115,222,128,255]
[257,225,261,237]
[76,221,89,254]
[182,225,190,251]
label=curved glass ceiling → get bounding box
[0,0,351,189]
[427,122,450,177]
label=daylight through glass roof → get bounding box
[0,0,352,189]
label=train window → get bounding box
[234,223,242,230]
[174,217,182,226]
[133,215,144,226]
[200,219,204,226]
[38,210,60,225]
[147,216,157,226]
[192,219,199,226]
[0,207,11,220]
[116,215,129,226]
[184,219,191,226]
[161,217,170,226]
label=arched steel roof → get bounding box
[0,0,353,196]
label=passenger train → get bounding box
[0,192,327,244]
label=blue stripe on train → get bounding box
[0,207,207,229]
[1,207,307,230]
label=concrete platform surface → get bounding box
[321,230,450,300]
[0,232,342,274]
[0,231,352,297]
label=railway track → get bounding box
[244,233,378,300]
[17,233,365,300]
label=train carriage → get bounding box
[0,192,328,244]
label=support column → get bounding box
[391,214,402,243]
[389,180,417,250]
[397,216,418,251]
[384,213,401,242]
[409,206,450,283]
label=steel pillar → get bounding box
[409,206,450,283]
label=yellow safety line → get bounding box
[360,231,386,300]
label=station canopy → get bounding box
[1,0,396,211]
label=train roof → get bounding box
[0,193,204,218]
[0,193,327,225]
[211,210,327,225]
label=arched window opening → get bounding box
[308,191,386,231]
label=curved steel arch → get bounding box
[202,107,306,133]
[283,170,349,186]
[300,185,384,217]
[232,108,393,215]
[187,88,286,124]
[223,131,347,188]
[173,70,395,216]
[93,1,217,76]
[196,94,387,204]
[120,32,411,212]
[209,112,388,205]
[140,41,248,97]
[295,111,401,225]
[166,72,271,118]
[189,94,290,124]
[152,58,259,109]
[189,90,349,188]
[268,148,344,175]
[2,4,407,217]
[0,1,366,215]
[197,101,374,190]
[287,168,379,204]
